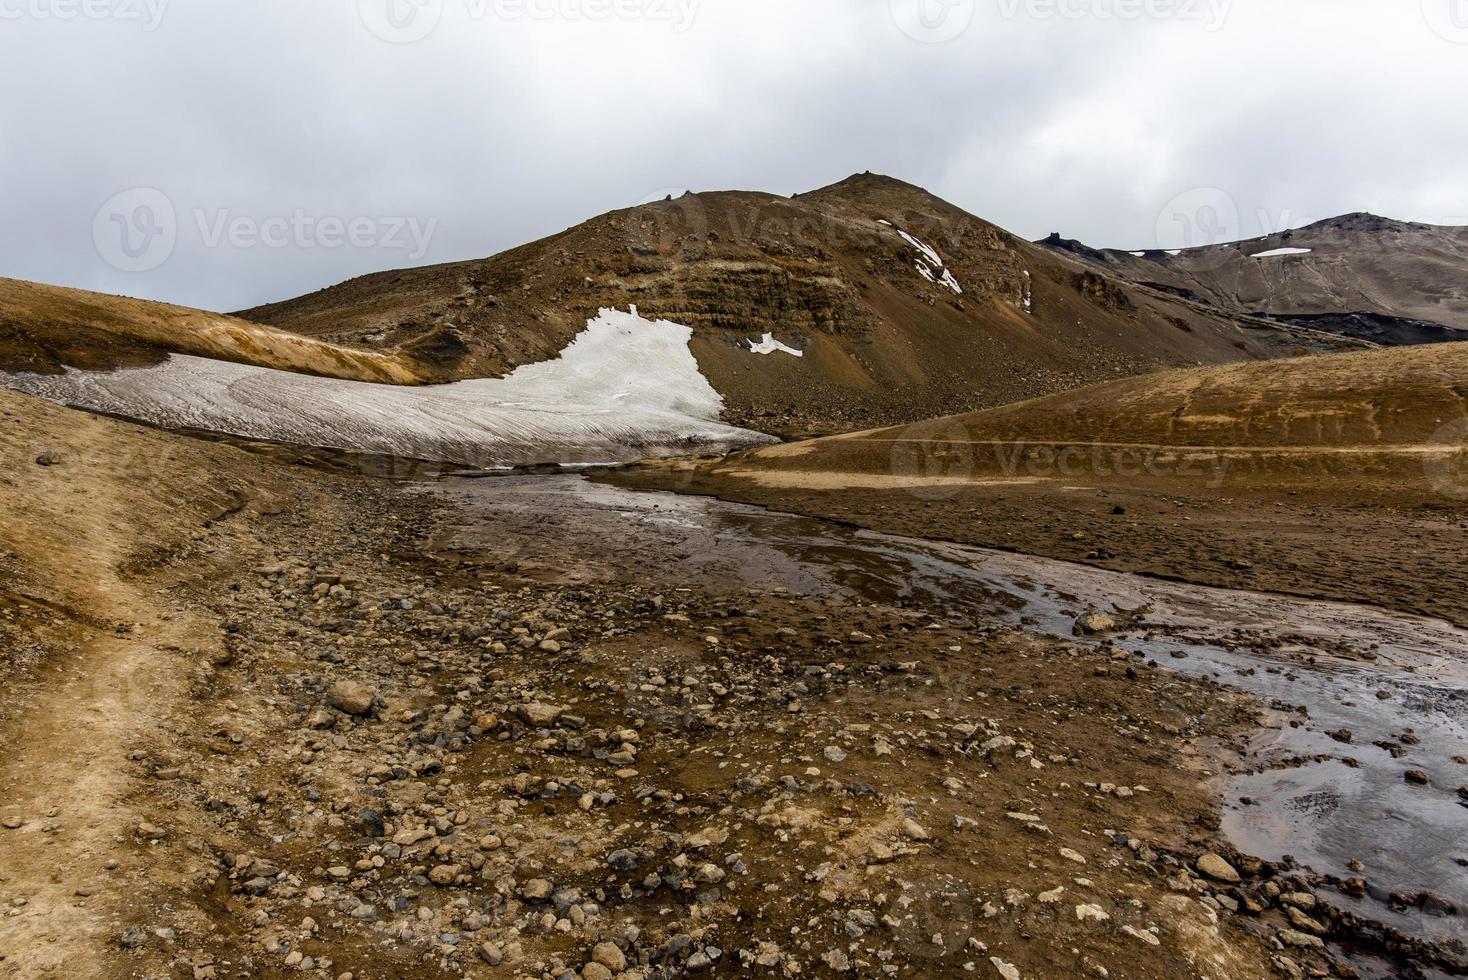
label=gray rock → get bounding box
[1196,852,1241,884]
[327,680,376,716]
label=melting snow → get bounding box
[0,307,775,467]
[1251,247,1312,258]
[884,221,962,295]
[747,333,804,357]
[1129,251,1146,257]
[1165,249,1183,256]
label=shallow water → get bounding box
[431,474,1468,946]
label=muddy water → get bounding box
[429,475,1467,945]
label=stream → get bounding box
[430,474,1468,949]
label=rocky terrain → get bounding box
[1038,213,1468,346]
[4,388,1460,979]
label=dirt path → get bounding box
[0,583,195,978]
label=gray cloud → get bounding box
[1,0,1463,312]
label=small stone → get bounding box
[1277,928,1325,949]
[516,702,564,726]
[990,956,1021,980]
[1404,770,1430,786]
[1196,852,1241,884]
[1073,613,1116,636]
[327,680,375,716]
[34,452,63,466]
[520,877,554,900]
[1121,925,1160,946]
[591,942,627,971]
[429,865,460,886]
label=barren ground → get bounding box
[5,393,1451,979]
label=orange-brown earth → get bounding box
[0,278,425,383]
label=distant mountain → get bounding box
[235,173,1357,436]
[1037,213,1468,346]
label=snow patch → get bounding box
[1129,251,1146,257]
[882,220,962,295]
[1250,247,1312,258]
[747,333,804,358]
[0,307,775,467]
[1165,249,1183,256]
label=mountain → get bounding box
[236,173,1358,436]
[1037,212,1468,346]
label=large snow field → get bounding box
[1,307,776,467]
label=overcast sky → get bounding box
[1,0,1464,312]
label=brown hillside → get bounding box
[239,173,1359,435]
[0,278,424,383]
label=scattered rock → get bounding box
[1196,852,1241,884]
[326,680,376,716]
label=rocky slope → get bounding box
[238,174,1358,436]
[1038,212,1468,345]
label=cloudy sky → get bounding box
[2,0,1464,312]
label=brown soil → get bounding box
[0,392,1405,979]
[605,343,1468,628]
